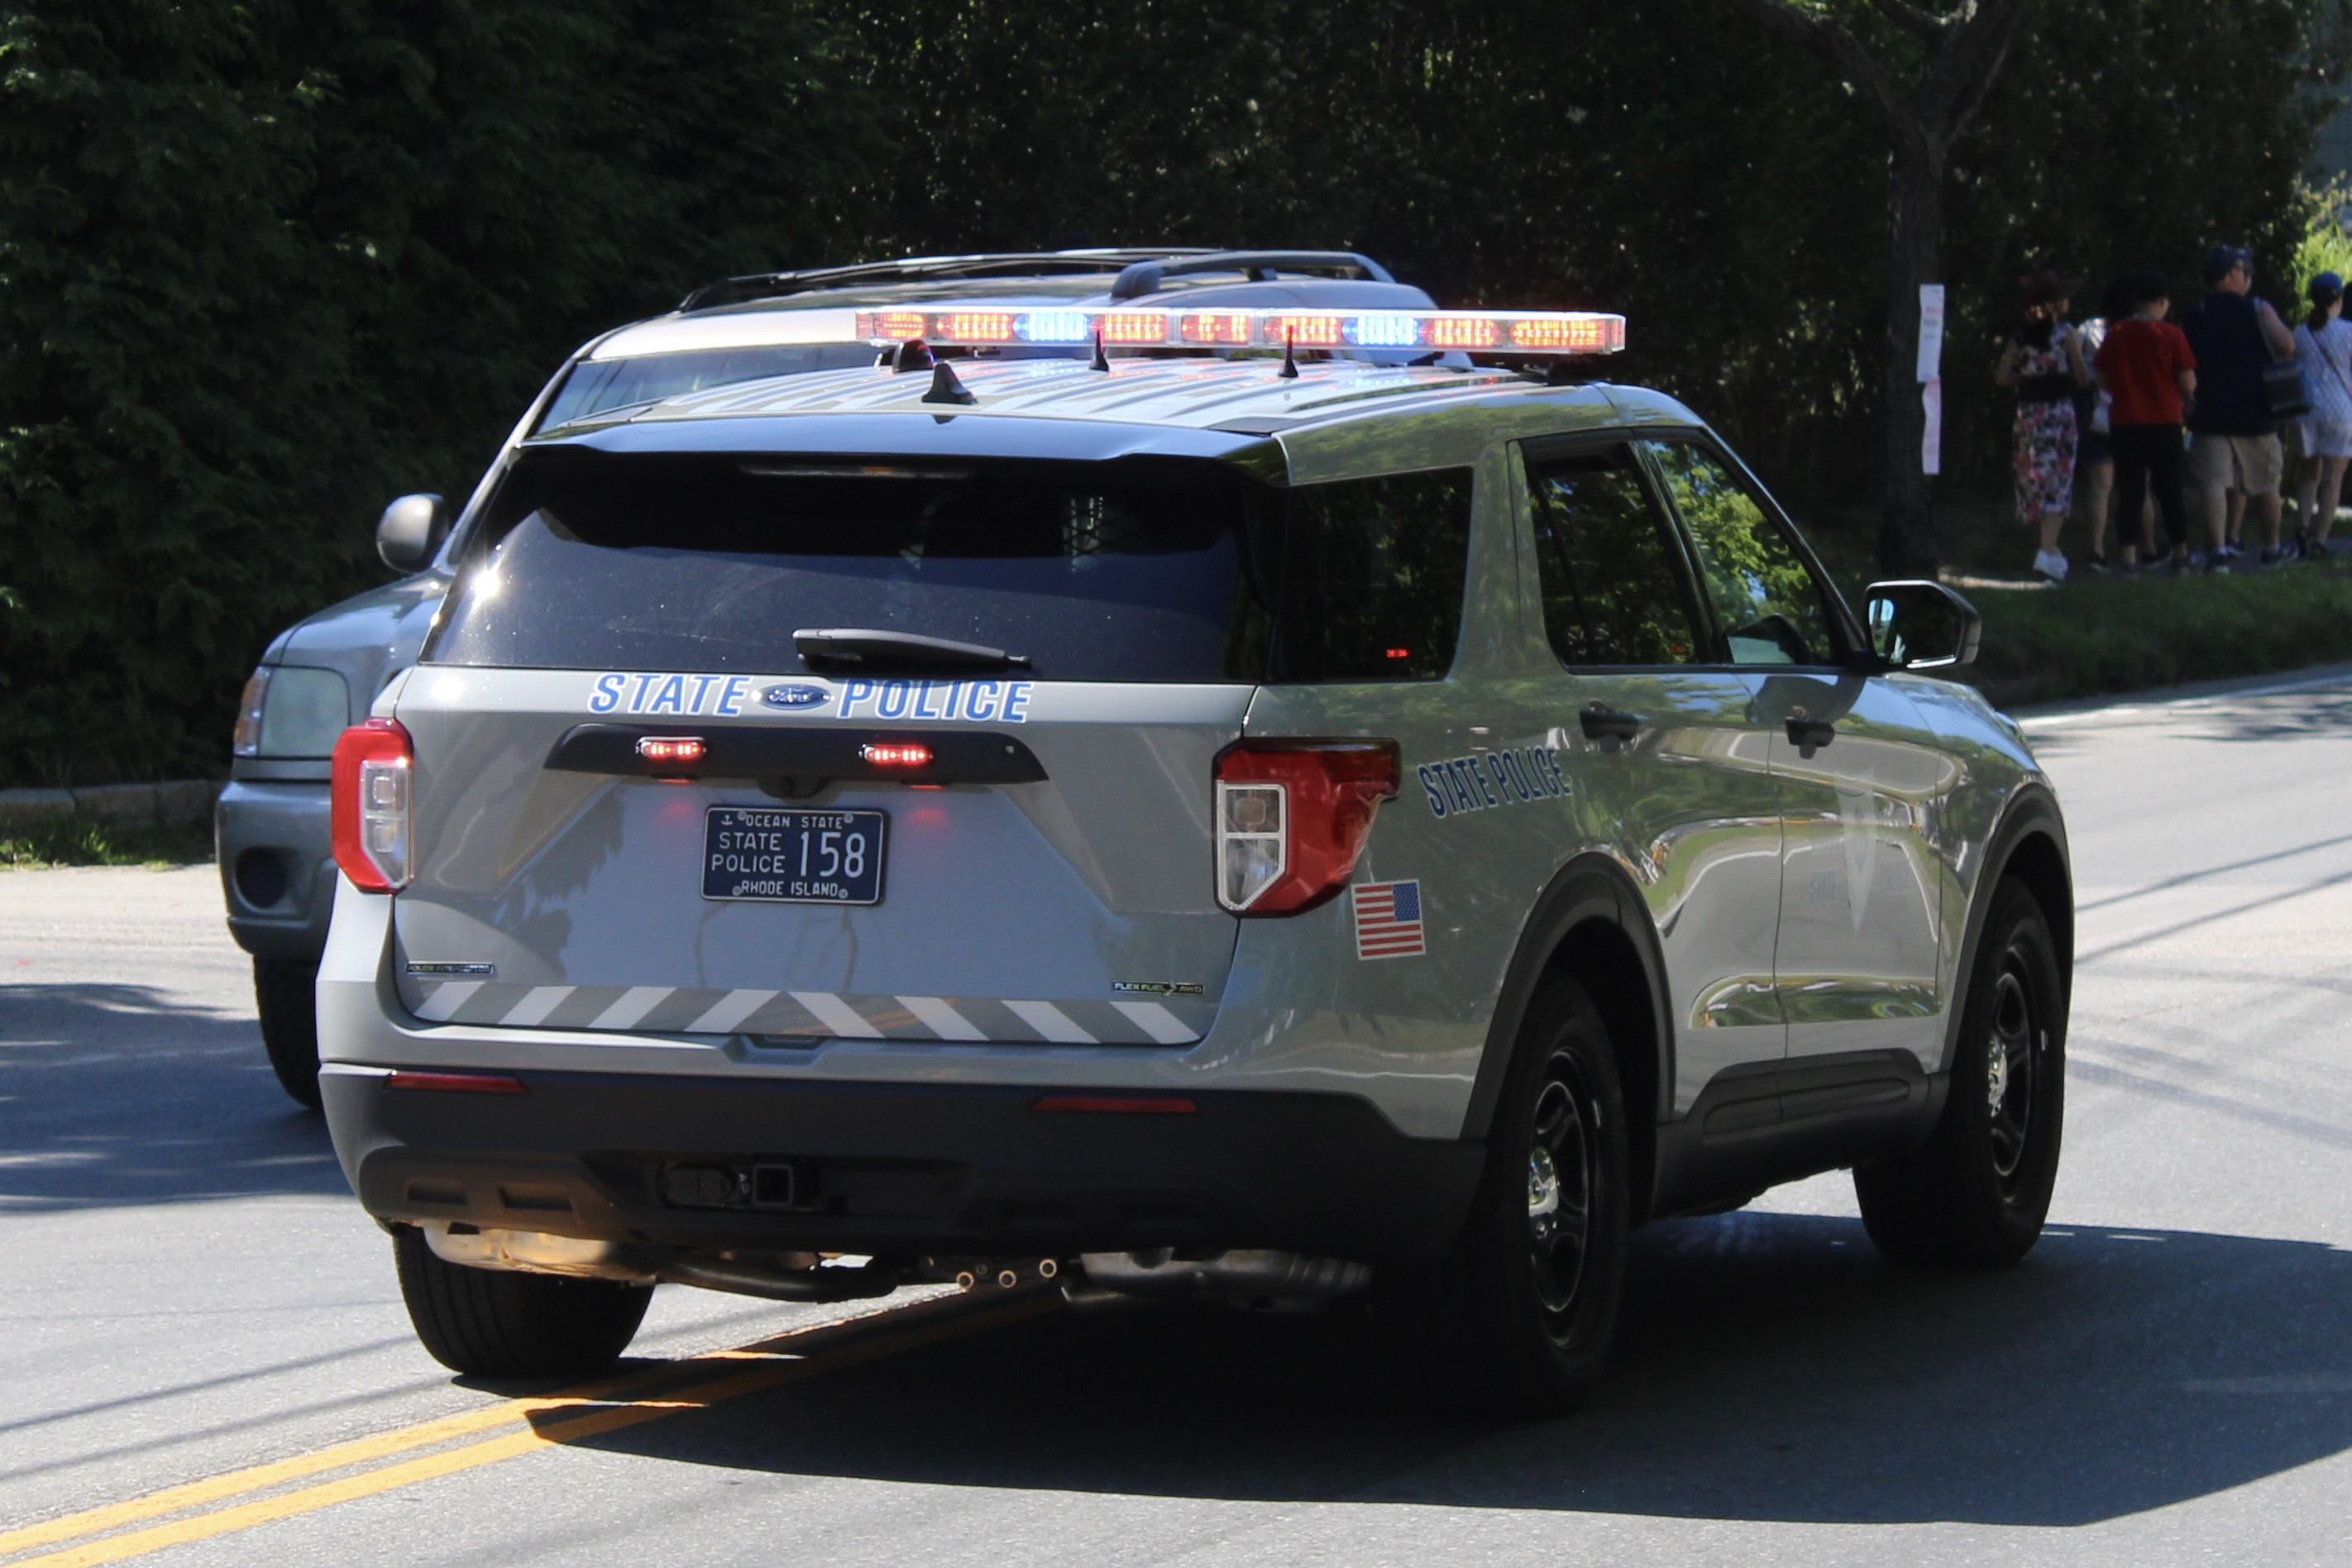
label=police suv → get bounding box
[219,248,1425,1105]
[318,299,2072,1413]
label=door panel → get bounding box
[1752,673,1953,1064]
[1518,442,1787,1116]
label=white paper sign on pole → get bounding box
[1921,377,1943,476]
[1917,283,1946,383]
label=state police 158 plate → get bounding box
[703,807,887,904]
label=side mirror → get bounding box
[375,494,447,572]
[1865,579,1982,671]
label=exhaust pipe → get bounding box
[1077,1249,1370,1306]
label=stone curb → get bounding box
[0,780,222,832]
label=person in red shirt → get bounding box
[2096,269,2199,571]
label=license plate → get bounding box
[702,807,888,904]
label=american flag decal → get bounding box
[1352,879,1427,960]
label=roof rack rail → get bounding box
[677,249,1221,313]
[1106,251,1395,302]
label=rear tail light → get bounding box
[332,718,414,892]
[1213,740,1399,915]
[859,742,935,767]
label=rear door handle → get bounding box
[1580,705,1642,743]
[1786,717,1836,756]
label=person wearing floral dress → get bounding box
[1996,271,2092,581]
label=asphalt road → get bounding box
[8,668,2352,1566]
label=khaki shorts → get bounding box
[2190,430,2284,496]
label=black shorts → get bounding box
[2080,428,2114,466]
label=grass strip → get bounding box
[0,818,214,870]
[1962,558,2352,710]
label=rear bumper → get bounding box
[322,1066,1485,1269]
[216,780,333,962]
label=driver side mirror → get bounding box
[375,494,448,572]
[1865,579,1981,671]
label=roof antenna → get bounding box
[1091,329,1110,373]
[923,358,978,406]
[892,338,935,374]
[1279,327,1299,380]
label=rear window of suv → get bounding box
[427,449,1471,683]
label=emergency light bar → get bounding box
[853,307,1626,356]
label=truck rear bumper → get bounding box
[322,1065,1485,1269]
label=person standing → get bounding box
[2073,299,2117,570]
[2180,243,2297,567]
[1995,272,2091,581]
[2294,270,2352,558]
[2096,270,2198,571]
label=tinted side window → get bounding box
[1271,469,1473,681]
[1527,446,1702,667]
[1642,440,1838,667]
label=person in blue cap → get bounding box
[2292,270,2352,558]
[2179,243,2297,568]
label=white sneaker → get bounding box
[2033,549,2068,582]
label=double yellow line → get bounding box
[0,1289,1057,1568]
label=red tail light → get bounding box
[332,718,414,892]
[635,735,706,767]
[1212,741,1399,915]
[860,742,934,767]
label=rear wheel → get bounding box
[255,958,321,1109]
[394,1226,653,1378]
[1378,973,1628,1415]
[1855,877,2066,1265]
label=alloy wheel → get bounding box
[1527,1052,1601,1336]
[1986,953,2041,1196]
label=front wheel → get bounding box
[394,1226,653,1378]
[1855,877,2067,1265]
[1377,973,1629,1415]
[255,958,320,1109]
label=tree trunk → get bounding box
[1879,130,1944,578]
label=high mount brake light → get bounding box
[852,308,1626,356]
[860,742,934,767]
[332,718,414,892]
[1213,741,1400,915]
[635,735,706,767]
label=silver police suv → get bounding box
[219,249,1428,1106]
[317,299,2072,1413]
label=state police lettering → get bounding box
[587,674,1034,722]
[1417,747,1568,819]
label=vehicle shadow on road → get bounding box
[0,982,345,1209]
[567,1211,2352,1527]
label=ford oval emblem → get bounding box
[760,683,830,710]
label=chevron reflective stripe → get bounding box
[790,991,883,1039]
[413,981,482,1023]
[1002,1000,1096,1044]
[590,987,670,1030]
[499,987,573,1026]
[686,989,779,1034]
[1110,1000,1195,1045]
[896,997,986,1041]
[396,978,1209,1045]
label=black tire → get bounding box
[1855,877,2067,1266]
[393,1226,653,1378]
[255,958,321,1109]
[1376,973,1630,1416]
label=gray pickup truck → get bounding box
[218,248,1434,1104]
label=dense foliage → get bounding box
[0,0,2341,784]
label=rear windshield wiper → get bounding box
[794,628,1032,673]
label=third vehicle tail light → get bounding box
[332,718,414,892]
[1213,740,1399,915]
